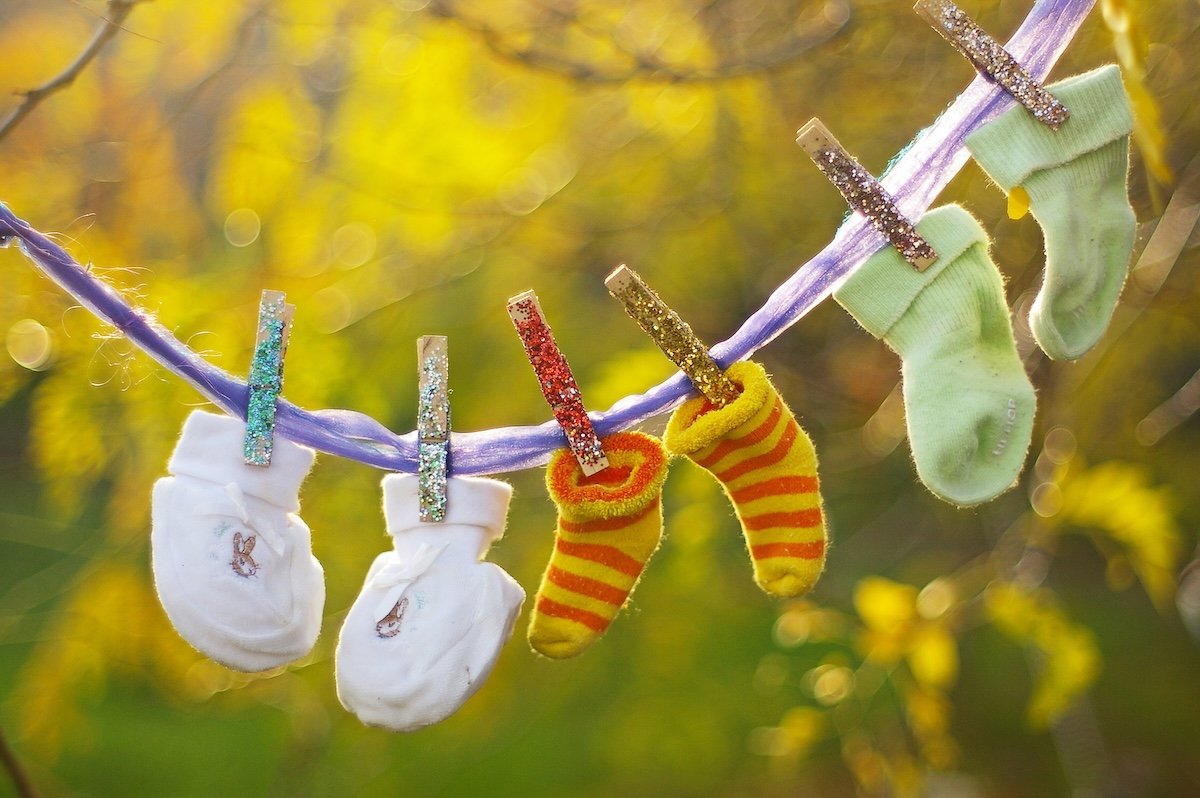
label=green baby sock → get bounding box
[834,204,1036,506]
[966,65,1135,361]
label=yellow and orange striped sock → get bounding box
[665,360,826,597]
[528,431,668,659]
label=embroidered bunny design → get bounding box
[231,531,259,577]
[376,596,409,638]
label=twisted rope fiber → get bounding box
[0,0,1095,476]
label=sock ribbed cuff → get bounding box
[833,205,990,339]
[167,410,315,512]
[546,432,668,523]
[663,361,772,455]
[966,64,1133,190]
[1024,137,1131,203]
[382,474,513,552]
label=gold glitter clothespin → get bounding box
[797,118,938,272]
[507,290,609,476]
[417,335,450,522]
[605,265,740,407]
[243,290,295,467]
[915,0,1069,130]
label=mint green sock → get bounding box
[966,65,1136,361]
[834,205,1036,507]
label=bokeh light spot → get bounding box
[333,222,376,268]
[224,208,261,247]
[1031,482,1064,518]
[6,318,54,371]
[773,607,811,647]
[1043,426,1077,464]
[917,579,955,620]
[812,665,854,706]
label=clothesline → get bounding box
[0,0,1096,476]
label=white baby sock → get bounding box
[335,474,525,732]
[151,410,324,672]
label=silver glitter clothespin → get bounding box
[243,290,295,467]
[914,0,1069,130]
[507,290,608,476]
[417,335,450,522]
[797,118,938,272]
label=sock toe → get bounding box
[527,625,589,660]
[1027,178,1136,360]
[756,560,824,597]
[903,355,1035,507]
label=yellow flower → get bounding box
[985,582,1101,728]
[1052,461,1182,611]
[853,576,959,691]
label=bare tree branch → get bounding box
[426,0,850,84]
[0,0,139,144]
[0,726,38,798]
[159,1,273,129]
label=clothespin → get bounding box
[605,265,740,407]
[417,335,450,522]
[797,118,938,272]
[243,289,295,467]
[914,0,1069,130]
[507,290,609,476]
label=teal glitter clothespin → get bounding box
[244,290,295,467]
[416,335,450,522]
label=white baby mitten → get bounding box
[335,474,525,732]
[151,410,324,672]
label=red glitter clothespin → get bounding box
[507,290,609,476]
[797,118,938,272]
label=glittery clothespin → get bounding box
[605,265,740,407]
[914,0,1069,130]
[797,118,938,272]
[243,290,295,467]
[507,290,609,476]
[417,335,450,522]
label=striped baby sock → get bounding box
[664,361,827,597]
[528,431,668,659]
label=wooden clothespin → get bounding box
[244,289,295,467]
[507,290,608,476]
[914,0,1069,130]
[417,335,450,522]
[605,265,740,407]
[797,118,938,272]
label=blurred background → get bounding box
[1,0,1198,795]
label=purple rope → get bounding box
[0,0,1094,476]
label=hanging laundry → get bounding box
[665,361,827,597]
[967,65,1136,361]
[335,474,524,732]
[151,411,325,672]
[834,204,1036,506]
[528,431,668,658]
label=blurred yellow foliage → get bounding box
[903,685,958,771]
[13,563,207,757]
[1101,0,1173,194]
[0,0,1197,795]
[1051,461,1183,611]
[853,576,958,691]
[986,582,1101,728]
